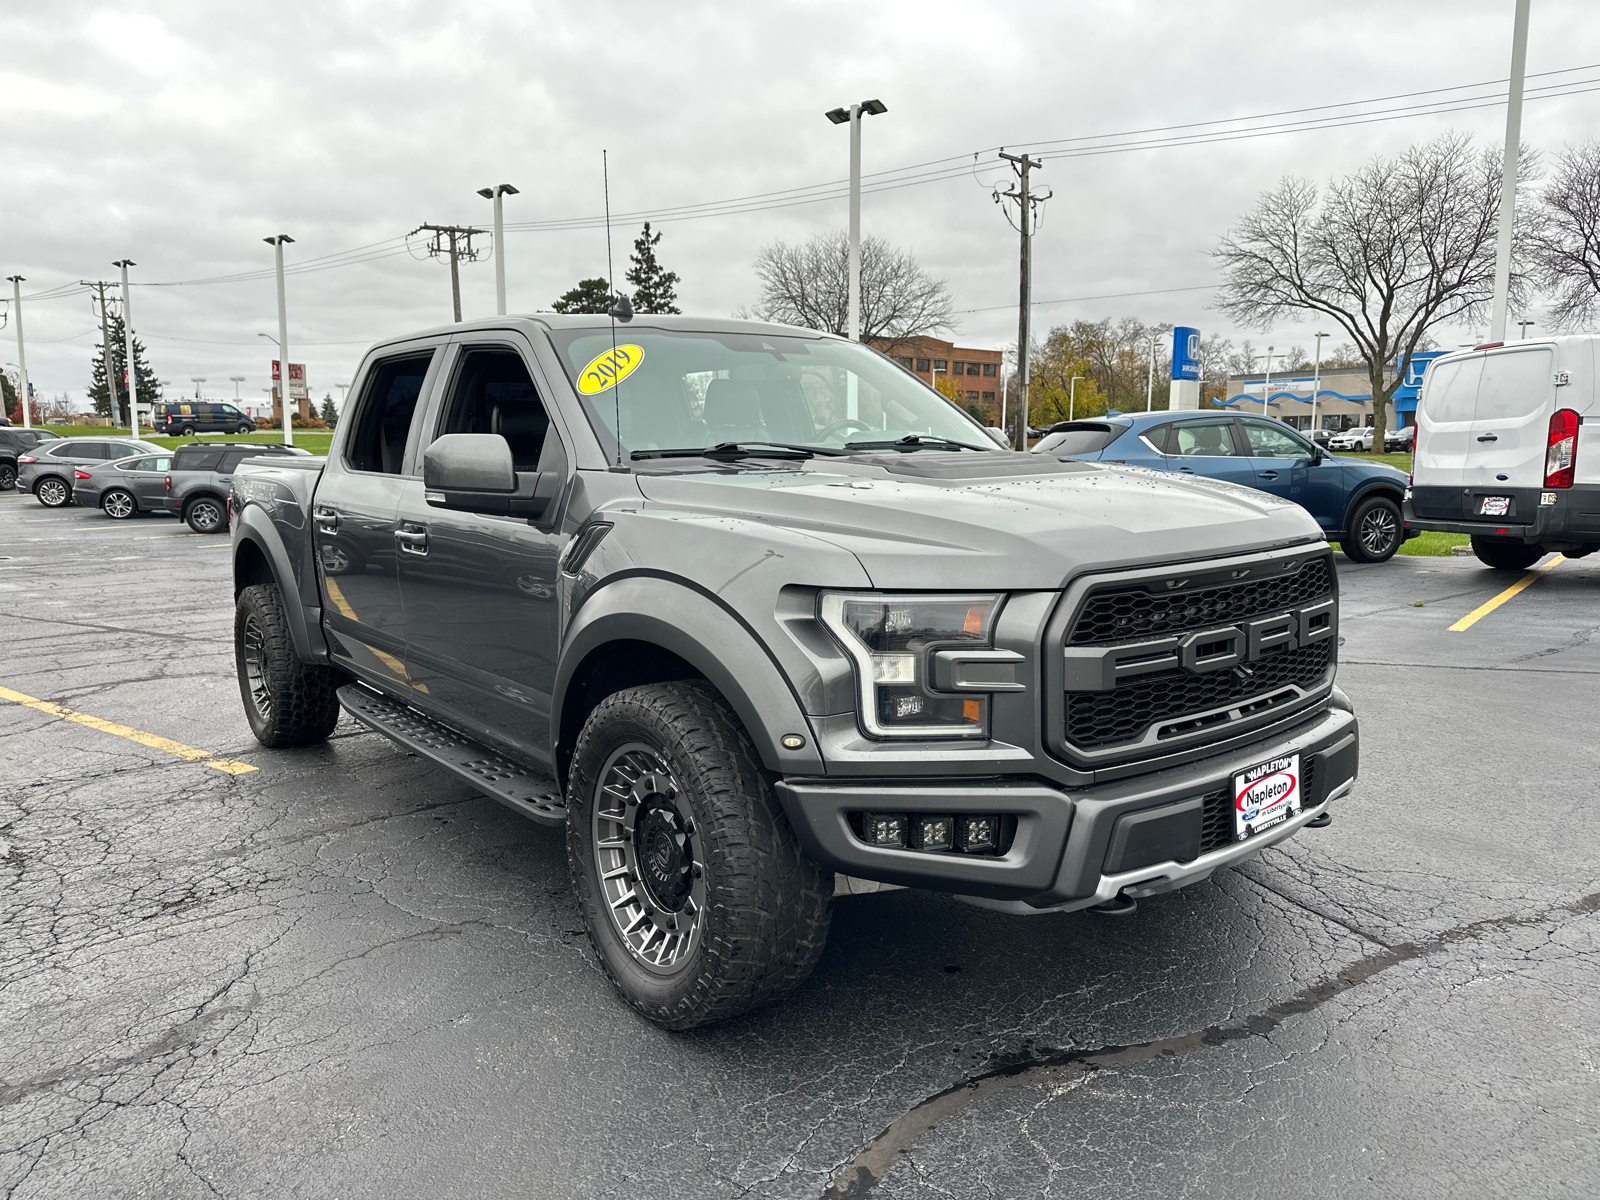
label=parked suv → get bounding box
[1384,425,1416,452]
[158,401,256,436]
[1405,336,1599,569]
[1329,426,1375,452]
[229,314,1359,1029]
[1037,411,1413,562]
[0,427,62,490]
[17,438,165,507]
[166,441,308,532]
[73,453,175,518]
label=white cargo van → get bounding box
[1405,336,1598,570]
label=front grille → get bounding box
[1198,755,1319,857]
[1069,557,1332,646]
[1066,640,1332,749]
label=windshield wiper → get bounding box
[631,441,848,461]
[843,434,992,453]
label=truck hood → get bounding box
[633,452,1324,589]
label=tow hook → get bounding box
[1088,893,1138,917]
[1306,811,1332,829]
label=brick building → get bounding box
[870,336,1004,420]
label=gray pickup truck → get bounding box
[230,314,1358,1029]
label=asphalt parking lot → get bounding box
[2,496,1597,1200]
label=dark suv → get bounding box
[0,428,62,490]
[165,442,308,532]
[158,401,257,436]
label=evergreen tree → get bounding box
[552,277,613,314]
[2,374,17,423]
[626,222,681,314]
[319,395,338,427]
[88,316,161,420]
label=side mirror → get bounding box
[423,433,557,519]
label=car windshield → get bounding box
[547,327,995,457]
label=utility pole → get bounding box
[996,151,1047,450]
[476,184,520,317]
[82,280,121,428]
[1489,0,1531,343]
[114,260,140,440]
[264,234,295,447]
[1070,375,1084,421]
[1145,333,1158,412]
[1312,332,1329,434]
[411,223,484,322]
[6,276,29,430]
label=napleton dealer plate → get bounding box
[1233,753,1301,840]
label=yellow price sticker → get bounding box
[577,344,645,395]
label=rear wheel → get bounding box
[179,424,196,436]
[567,681,832,1030]
[1471,537,1543,571]
[35,477,70,507]
[234,583,341,747]
[185,496,226,534]
[0,463,15,491]
[1342,495,1402,563]
[102,489,137,519]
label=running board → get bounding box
[337,684,566,827]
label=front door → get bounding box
[1236,417,1345,531]
[116,454,172,509]
[395,340,568,765]
[1157,417,1262,489]
[311,349,438,693]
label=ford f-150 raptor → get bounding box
[230,314,1358,1029]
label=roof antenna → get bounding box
[603,149,627,468]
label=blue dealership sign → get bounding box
[1172,326,1200,380]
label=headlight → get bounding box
[820,592,1004,739]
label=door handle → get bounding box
[314,507,339,533]
[1259,470,1279,480]
[1177,467,1196,474]
[394,527,429,556]
[1476,434,1498,442]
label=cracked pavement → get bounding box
[2,500,1597,1198]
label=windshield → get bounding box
[547,327,995,456]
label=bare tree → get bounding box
[1529,140,1600,329]
[1214,134,1532,448]
[750,232,953,342]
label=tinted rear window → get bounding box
[1034,424,1124,455]
[173,448,224,471]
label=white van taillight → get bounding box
[1545,409,1579,489]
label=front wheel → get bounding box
[35,477,71,507]
[0,463,15,491]
[567,681,832,1030]
[1342,495,1402,563]
[1471,537,1543,572]
[185,496,226,534]
[235,583,342,747]
[236,423,253,434]
[102,489,137,519]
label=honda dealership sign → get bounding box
[1169,326,1201,409]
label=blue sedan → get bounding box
[1032,410,1413,563]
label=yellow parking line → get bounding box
[1449,554,1567,632]
[0,685,258,774]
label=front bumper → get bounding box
[776,702,1357,911]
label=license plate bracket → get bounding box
[1477,495,1512,517]
[1233,753,1301,841]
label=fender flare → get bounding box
[181,487,230,518]
[555,574,825,776]
[1339,480,1406,536]
[233,505,328,664]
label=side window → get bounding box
[1240,420,1312,457]
[434,348,551,470]
[1142,424,1174,453]
[1420,358,1482,424]
[1476,349,1552,420]
[346,352,433,474]
[218,451,253,474]
[1170,420,1242,457]
[106,444,142,460]
[174,448,223,471]
[73,443,110,460]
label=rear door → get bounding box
[1463,346,1555,490]
[1154,417,1261,489]
[116,455,172,508]
[312,347,442,693]
[1412,354,1484,506]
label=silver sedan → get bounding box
[71,452,176,519]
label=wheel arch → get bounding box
[233,505,329,664]
[554,574,825,789]
[1339,480,1405,538]
[181,488,229,519]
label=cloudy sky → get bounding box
[4,0,1599,411]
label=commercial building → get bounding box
[870,336,1004,419]
[1220,364,1385,432]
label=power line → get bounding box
[953,283,1217,316]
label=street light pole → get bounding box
[1145,334,1158,412]
[114,260,139,440]
[191,377,206,400]
[1489,0,1531,343]
[230,375,246,398]
[1312,332,1328,435]
[477,183,520,317]
[6,276,28,430]
[1070,375,1084,421]
[825,99,888,343]
[1517,319,1535,339]
[264,235,295,447]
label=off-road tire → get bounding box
[1471,537,1543,572]
[102,489,137,519]
[35,477,71,507]
[0,463,15,491]
[567,681,832,1030]
[186,495,226,534]
[234,583,342,747]
[1341,495,1402,563]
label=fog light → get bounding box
[862,812,907,848]
[909,814,954,851]
[957,815,998,853]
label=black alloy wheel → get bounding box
[102,489,136,519]
[186,496,226,534]
[233,583,341,747]
[0,463,15,491]
[1342,495,1402,563]
[35,477,70,507]
[1470,537,1543,572]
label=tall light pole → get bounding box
[1069,375,1085,421]
[1258,346,1285,418]
[6,276,29,430]
[264,234,295,446]
[1145,333,1159,412]
[191,377,207,400]
[230,375,246,398]
[825,98,888,344]
[1311,332,1329,435]
[1489,0,1531,343]
[114,260,140,439]
[476,183,520,316]
[1517,319,1535,339]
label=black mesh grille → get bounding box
[1066,640,1332,749]
[1069,557,1333,646]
